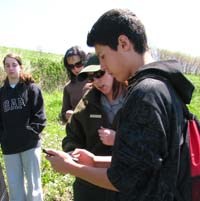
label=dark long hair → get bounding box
[63,46,86,82]
[112,78,127,100]
[3,53,35,84]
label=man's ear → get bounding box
[118,35,132,51]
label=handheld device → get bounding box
[42,149,78,162]
[42,148,54,156]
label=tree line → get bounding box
[0,47,199,91]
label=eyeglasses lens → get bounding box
[88,70,105,82]
[68,61,82,69]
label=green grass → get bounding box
[0,75,199,200]
[42,90,75,201]
[40,75,200,200]
[0,45,199,200]
[186,74,200,117]
[0,46,62,65]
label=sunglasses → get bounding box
[88,70,105,82]
[68,61,83,69]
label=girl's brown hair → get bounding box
[3,53,35,84]
[112,78,127,100]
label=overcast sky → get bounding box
[0,0,199,57]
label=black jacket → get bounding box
[0,80,46,154]
[62,87,122,201]
[107,60,194,201]
[62,87,118,155]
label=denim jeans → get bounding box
[3,147,43,201]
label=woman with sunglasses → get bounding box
[60,46,89,123]
[62,54,126,201]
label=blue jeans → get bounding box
[3,147,43,201]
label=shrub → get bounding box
[30,57,67,91]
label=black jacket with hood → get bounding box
[0,80,46,154]
[107,60,194,201]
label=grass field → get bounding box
[0,75,199,200]
[186,75,200,117]
[41,74,200,200]
[0,46,199,200]
[41,90,74,201]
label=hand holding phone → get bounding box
[43,148,78,162]
[42,148,54,156]
[67,152,78,162]
[71,156,78,162]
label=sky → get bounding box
[0,0,199,57]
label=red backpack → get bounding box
[184,107,200,201]
[133,65,199,201]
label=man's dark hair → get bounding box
[87,9,148,54]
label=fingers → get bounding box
[99,134,108,145]
[45,149,68,162]
[71,153,80,161]
[72,149,93,157]
[65,110,74,119]
[44,148,57,154]
[72,148,84,155]
[43,149,58,158]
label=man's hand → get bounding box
[45,149,77,174]
[72,148,95,166]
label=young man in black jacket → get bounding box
[46,9,193,201]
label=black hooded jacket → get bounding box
[107,60,194,201]
[0,80,46,154]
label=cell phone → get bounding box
[71,156,78,162]
[42,148,54,156]
[67,151,78,162]
[42,149,78,161]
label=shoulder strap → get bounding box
[132,70,191,141]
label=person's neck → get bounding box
[143,51,155,65]
[105,92,114,103]
[8,78,19,85]
[131,51,154,77]
[140,51,155,66]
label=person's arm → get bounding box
[94,156,112,168]
[61,85,72,123]
[45,149,117,191]
[72,164,116,191]
[0,88,4,143]
[0,107,3,143]
[28,84,46,134]
[71,148,111,168]
[62,100,86,152]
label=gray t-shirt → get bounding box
[100,94,124,124]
